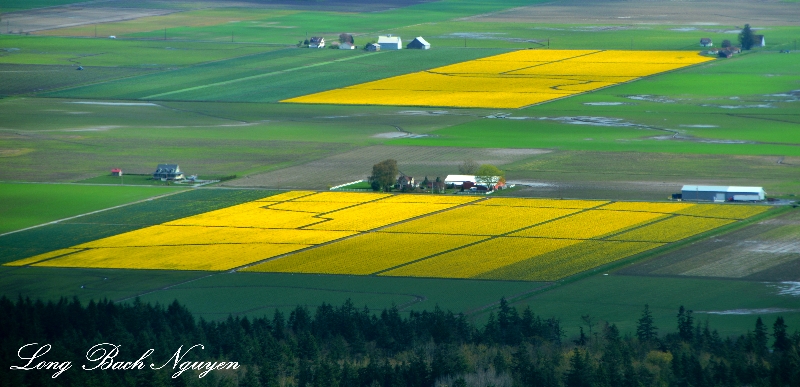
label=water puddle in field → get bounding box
[702,104,774,109]
[770,281,800,296]
[67,102,159,106]
[697,308,799,315]
[397,110,451,116]
[625,95,676,103]
[583,102,631,106]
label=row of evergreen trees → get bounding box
[1,296,798,387]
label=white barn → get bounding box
[377,35,402,50]
[681,185,766,202]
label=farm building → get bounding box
[681,185,766,202]
[309,37,325,48]
[339,42,356,50]
[445,175,477,186]
[700,38,713,47]
[153,164,184,181]
[111,168,122,176]
[377,35,402,50]
[407,37,430,49]
[365,43,380,51]
[445,174,505,190]
[396,175,415,190]
[752,34,765,47]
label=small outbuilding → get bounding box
[407,37,430,50]
[365,43,380,52]
[700,38,713,47]
[681,185,766,202]
[752,34,765,47]
[153,164,184,181]
[377,35,402,50]
[111,168,122,176]
[339,42,356,50]
[309,37,325,48]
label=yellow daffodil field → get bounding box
[5,191,769,281]
[281,50,714,109]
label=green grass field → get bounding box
[0,182,184,234]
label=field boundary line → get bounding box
[0,188,188,238]
[143,52,386,99]
[371,204,604,276]
[231,195,488,272]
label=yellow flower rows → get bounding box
[477,241,662,281]
[431,60,549,74]
[609,216,736,243]
[478,50,600,63]
[474,198,606,209]
[675,204,770,219]
[282,50,712,109]
[254,191,316,202]
[307,202,458,232]
[165,202,323,229]
[33,243,310,271]
[380,237,580,279]
[292,191,390,203]
[269,201,355,214]
[5,192,768,278]
[244,233,486,275]
[73,226,355,248]
[285,88,571,109]
[384,206,579,235]
[567,50,710,64]
[507,62,687,78]
[599,201,696,213]
[511,210,666,240]
[377,195,481,204]
[346,72,586,93]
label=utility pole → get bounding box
[547,38,550,49]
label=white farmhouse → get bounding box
[377,35,402,50]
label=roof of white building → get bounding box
[378,35,401,45]
[681,185,765,193]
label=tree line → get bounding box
[1,296,798,387]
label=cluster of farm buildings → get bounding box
[394,174,506,192]
[307,34,430,51]
[699,36,765,58]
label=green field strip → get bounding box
[143,52,386,99]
